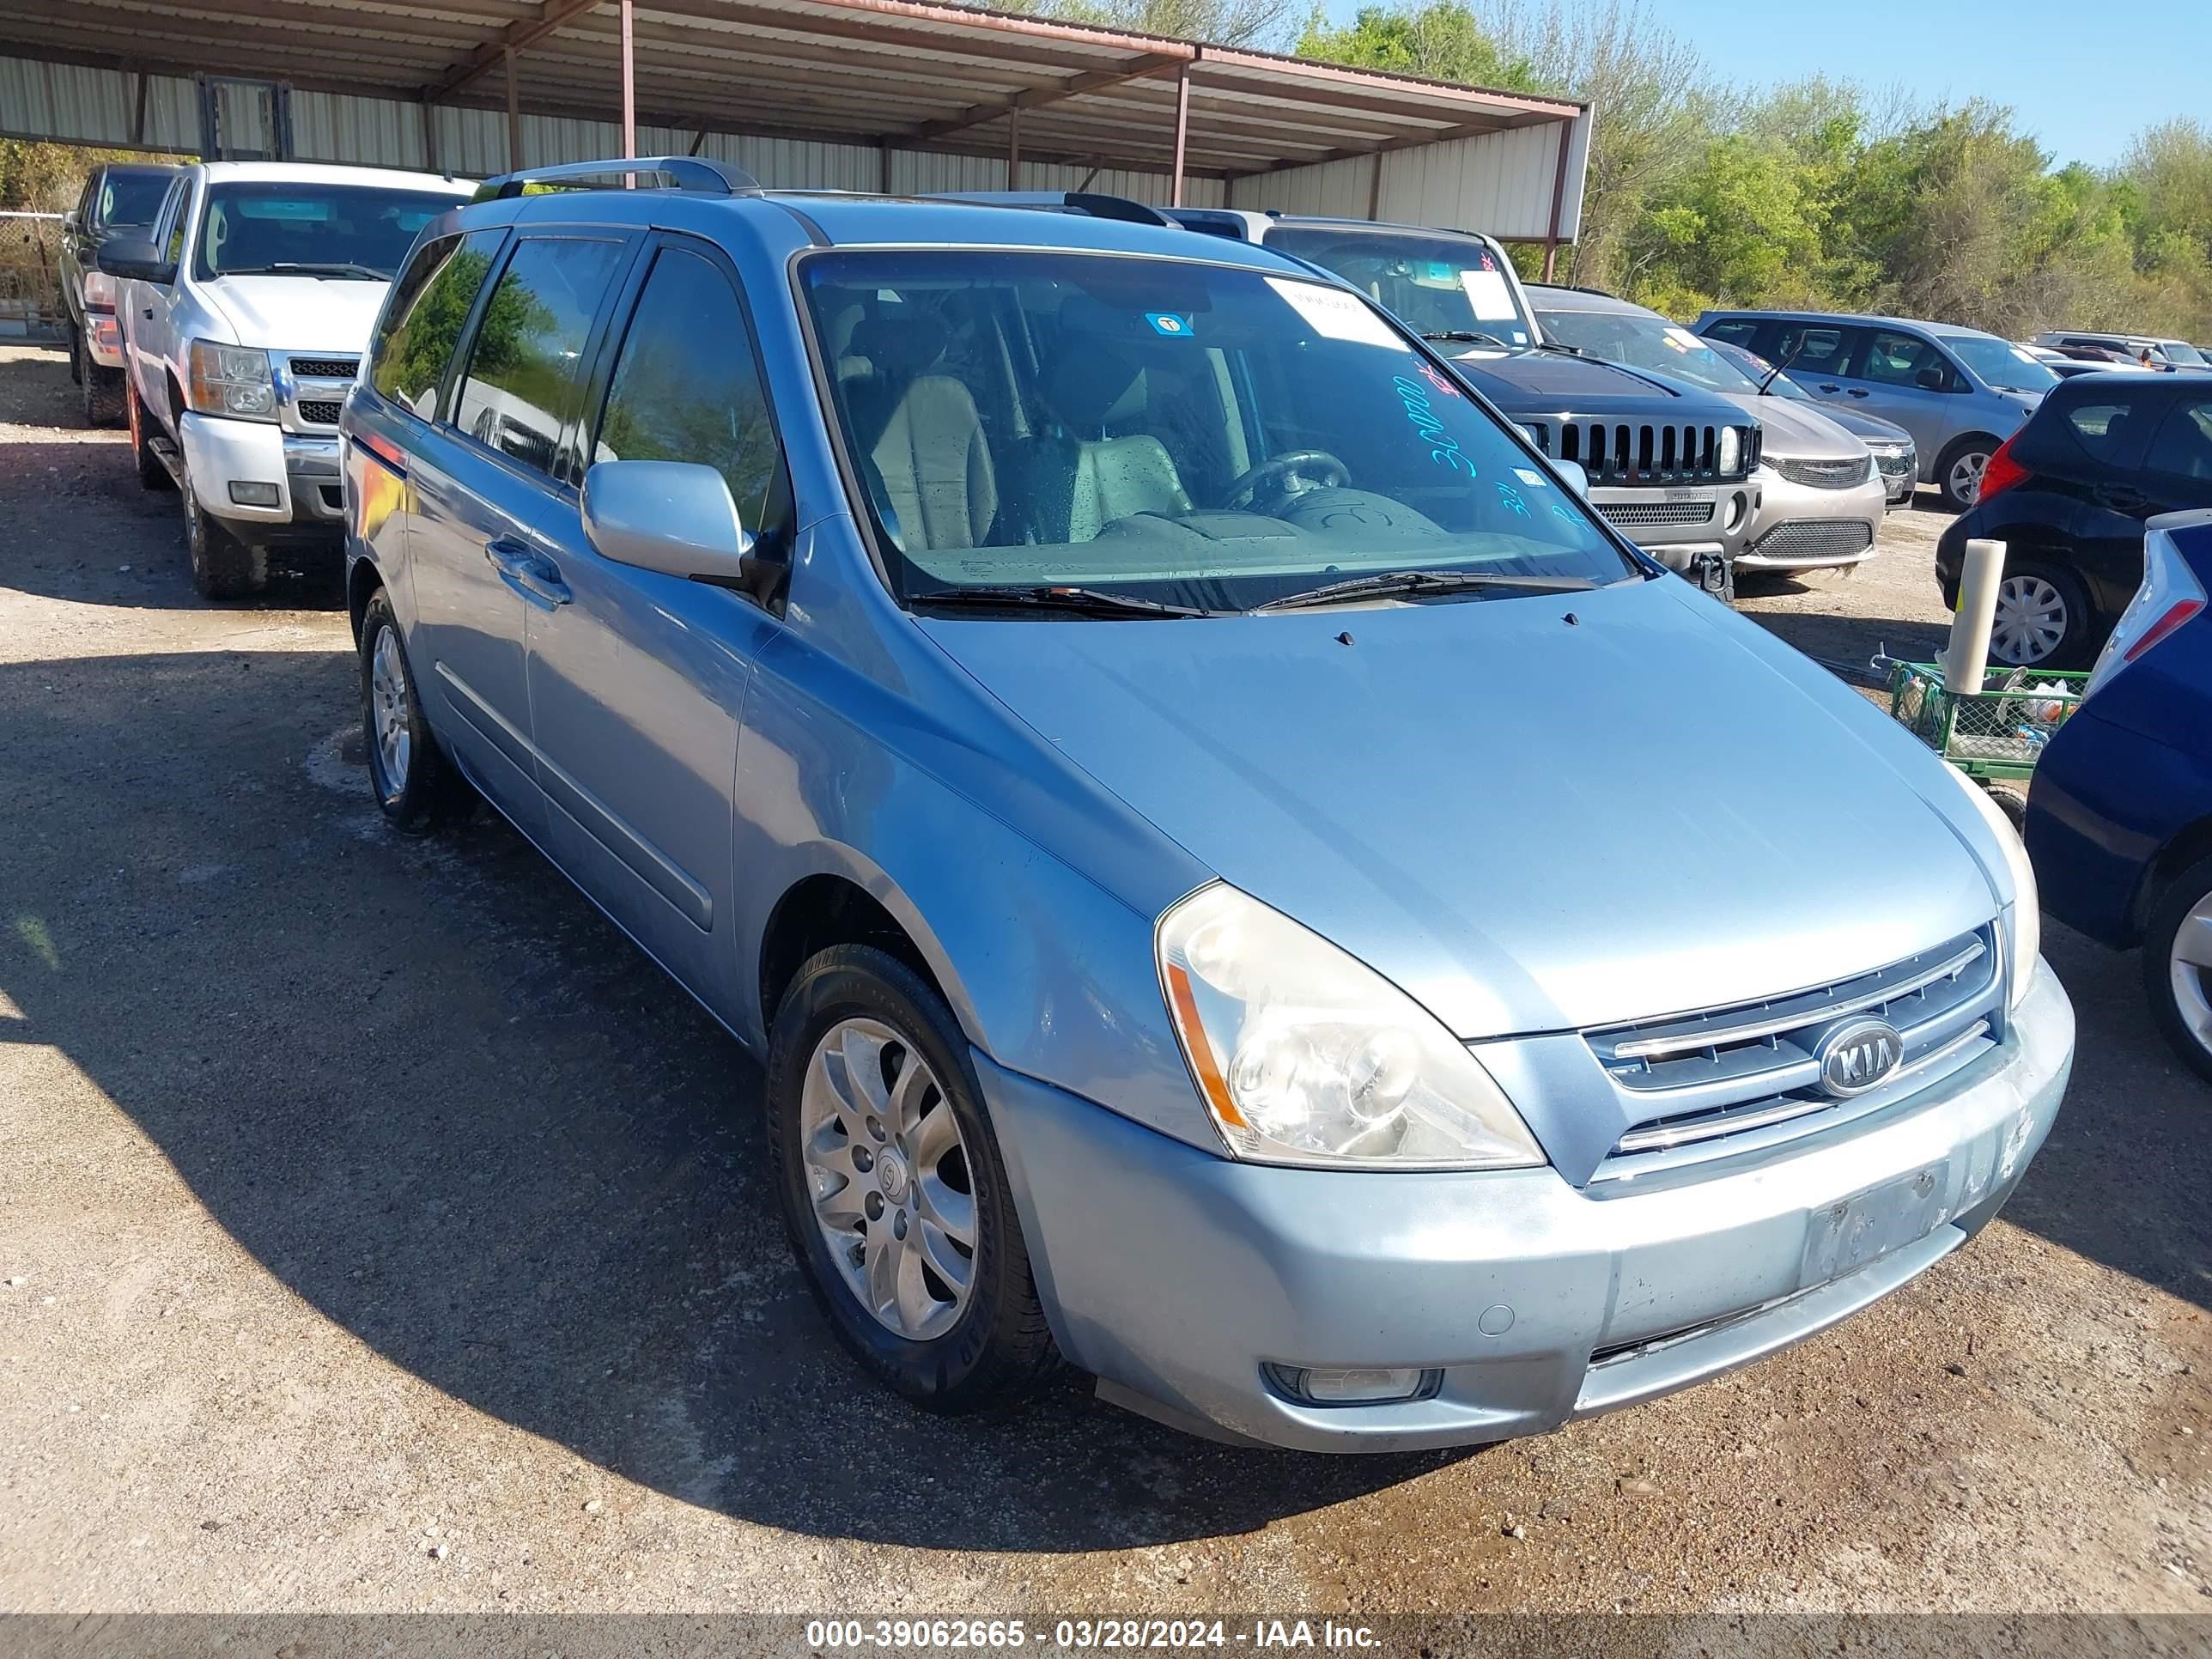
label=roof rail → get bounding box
[472,156,762,202]
[924,191,1171,227]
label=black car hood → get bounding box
[1452,349,1745,423]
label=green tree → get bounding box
[1295,1,1540,90]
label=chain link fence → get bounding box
[0,212,68,343]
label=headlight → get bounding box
[82,270,116,309]
[1951,774,2040,1009]
[1156,883,1545,1170]
[1717,426,1741,476]
[187,340,276,421]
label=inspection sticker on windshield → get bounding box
[1513,466,1549,488]
[1663,325,1703,353]
[1146,312,1194,338]
[1266,277,1407,350]
[1458,268,1518,322]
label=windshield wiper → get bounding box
[222,261,386,280]
[908,584,1217,618]
[1255,569,1598,611]
[1421,329,1515,350]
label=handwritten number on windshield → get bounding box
[1393,375,1476,477]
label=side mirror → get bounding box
[1551,458,1590,498]
[581,459,775,603]
[1914,367,1947,392]
[95,234,175,286]
[63,210,80,234]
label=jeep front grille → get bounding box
[1584,928,2002,1180]
[1596,499,1716,528]
[1522,420,1759,483]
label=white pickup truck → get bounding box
[99,161,473,598]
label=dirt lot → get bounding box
[2,340,2209,1625]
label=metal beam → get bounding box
[1541,114,1573,280]
[906,51,1178,144]
[1232,115,1511,179]
[618,0,635,159]
[422,0,603,102]
[503,45,521,168]
[1169,59,1189,206]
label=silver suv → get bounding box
[1696,311,2057,507]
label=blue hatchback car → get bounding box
[338,158,2071,1451]
[2025,509,2212,1082]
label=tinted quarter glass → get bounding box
[1702,319,1759,348]
[453,237,624,480]
[1861,329,1949,388]
[594,245,790,538]
[2145,398,2212,482]
[369,228,503,417]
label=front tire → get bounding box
[359,589,475,834]
[768,945,1060,1414]
[127,378,174,492]
[1936,434,1999,511]
[2146,854,2212,1087]
[182,466,264,599]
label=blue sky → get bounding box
[1318,0,2207,168]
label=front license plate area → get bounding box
[1799,1162,1949,1290]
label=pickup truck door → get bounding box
[405,232,631,843]
[126,178,192,427]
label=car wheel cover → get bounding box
[799,1016,976,1341]
[1948,451,1987,503]
[2169,895,2212,1060]
[369,626,412,797]
[1991,574,2066,665]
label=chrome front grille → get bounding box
[296,399,342,426]
[1596,499,1716,528]
[1522,420,1759,483]
[1777,454,1871,489]
[287,356,359,380]
[1749,519,1875,561]
[1585,928,2003,1180]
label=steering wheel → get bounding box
[1223,450,1350,510]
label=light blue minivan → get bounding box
[340,161,2072,1452]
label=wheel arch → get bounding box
[2135,814,2212,939]
[757,868,956,1044]
[346,555,385,647]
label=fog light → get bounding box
[1262,1364,1441,1406]
[1723,490,1748,533]
[228,481,281,507]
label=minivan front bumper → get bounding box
[985,961,2071,1452]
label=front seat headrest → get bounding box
[849,312,951,380]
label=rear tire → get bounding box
[359,589,476,834]
[2143,853,2212,1087]
[1936,434,1999,512]
[127,378,174,492]
[1988,561,2094,670]
[768,945,1061,1415]
[82,357,125,428]
[182,465,264,600]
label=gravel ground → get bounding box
[1,341,2208,1624]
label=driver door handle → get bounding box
[1816,382,1841,393]
[485,538,572,609]
[1846,386,1869,398]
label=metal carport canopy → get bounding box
[0,0,1590,243]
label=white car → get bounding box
[100,161,473,597]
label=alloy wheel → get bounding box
[1990,574,2067,665]
[369,627,412,796]
[2168,896,2212,1064]
[799,1017,976,1341]
[1948,450,1987,505]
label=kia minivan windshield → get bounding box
[1947,335,2059,393]
[1535,306,1765,397]
[195,183,462,282]
[802,250,1631,612]
[1262,226,1536,349]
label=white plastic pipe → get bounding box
[1946,538,2007,692]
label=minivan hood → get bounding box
[921,579,1999,1039]
[198,274,389,349]
[1714,392,1865,461]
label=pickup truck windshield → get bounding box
[194,183,463,283]
[1262,226,1535,349]
[801,249,1632,612]
[1536,307,1765,396]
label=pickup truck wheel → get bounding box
[82,360,125,428]
[358,590,475,833]
[769,945,1061,1414]
[126,380,174,492]
[182,468,264,600]
[2144,853,2212,1087]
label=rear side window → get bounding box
[1702,319,1759,348]
[368,228,503,418]
[2145,398,2212,482]
[98,173,172,230]
[452,236,626,480]
[1771,323,1852,377]
[2062,399,2140,460]
[592,245,790,540]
